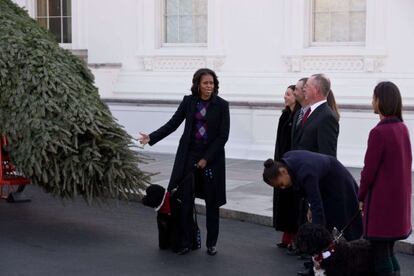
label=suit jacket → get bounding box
[292,102,339,157]
[282,150,363,241]
[359,117,412,240]
[148,94,230,207]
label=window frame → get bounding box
[35,0,72,46]
[282,0,387,73]
[160,0,208,48]
[309,0,367,47]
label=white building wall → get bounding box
[13,0,414,167]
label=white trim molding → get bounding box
[284,55,385,73]
[141,52,225,72]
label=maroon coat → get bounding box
[359,117,412,240]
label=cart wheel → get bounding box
[6,185,30,203]
[16,184,26,193]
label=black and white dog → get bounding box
[142,184,201,252]
[142,184,177,250]
[296,223,374,276]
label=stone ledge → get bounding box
[103,98,414,112]
[88,63,122,69]
[69,49,88,63]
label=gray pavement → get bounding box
[141,152,414,254]
[1,186,301,276]
[1,152,413,276]
[1,185,414,276]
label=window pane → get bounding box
[62,0,71,16]
[350,12,366,41]
[350,0,366,11]
[331,12,349,42]
[193,0,207,13]
[165,15,179,43]
[180,0,192,15]
[314,0,330,12]
[49,0,62,17]
[314,13,330,42]
[37,0,48,16]
[164,0,207,44]
[37,17,48,29]
[179,15,193,43]
[312,0,366,43]
[63,17,72,43]
[166,0,179,15]
[49,17,62,42]
[330,0,349,12]
[193,15,207,43]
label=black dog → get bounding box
[142,184,176,250]
[296,223,374,276]
[142,184,201,252]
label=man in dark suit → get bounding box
[292,74,339,157]
[291,74,339,275]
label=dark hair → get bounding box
[311,74,331,97]
[327,89,340,121]
[299,77,308,85]
[191,68,219,97]
[287,85,296,91]
[285,85,301,113]
[262,159,286,185]
[373,81,403,121]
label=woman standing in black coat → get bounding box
[273,85,301,249]
[139,68,230,256]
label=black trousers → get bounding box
[178,143,220,248]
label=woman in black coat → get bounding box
[273,85,301,248]
[263,150,362,241]
[139,68,230,256]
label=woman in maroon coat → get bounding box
[359,81,412,276]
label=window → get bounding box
[312,0,366,44]
[36,0,72,43]
[163,0,207,44]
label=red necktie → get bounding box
[301,108,311,127]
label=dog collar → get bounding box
[155,191,167,212]
[314,242,336,263]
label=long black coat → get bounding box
[282,150,363,241]
[291,102,339,157]
[273,108,301,232]
[148,94,230,207]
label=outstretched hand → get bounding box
[138,132,150,145]
[196,159,207,169]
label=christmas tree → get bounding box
[0,0,150,203]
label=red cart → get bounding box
[0,136,31,202]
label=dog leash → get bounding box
[333,208,362,242]
[314,208,362,265]
[171,164,203,224]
